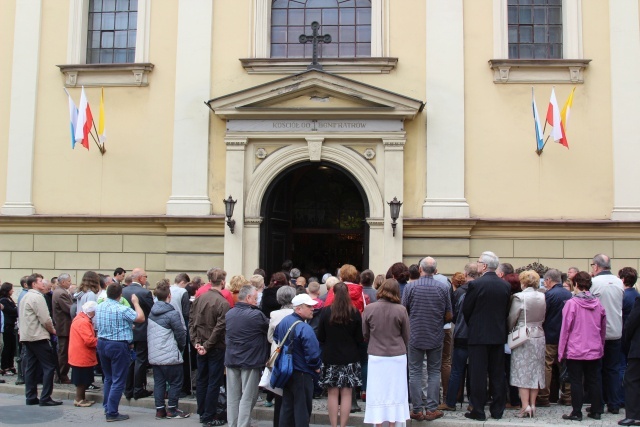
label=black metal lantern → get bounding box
[223,195,237,234]
[387,197,403,237]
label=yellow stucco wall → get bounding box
[464,0,613,220]
[28,1,179,215]
[0,1,621,220]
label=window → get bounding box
[271,0,371,59]
[490,0,589,83]
[87,0,138,63]
[60,0,152,87]
[507,0,562,59]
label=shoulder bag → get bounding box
[507,293,530,350]
[269,320,302,389]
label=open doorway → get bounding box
[260,162,369,280]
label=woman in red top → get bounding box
[69,300,98,407]
[324,264,367,312]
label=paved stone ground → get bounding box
[0,370,629,426]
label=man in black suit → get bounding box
[462,251,511,421]
[122,268,154,399]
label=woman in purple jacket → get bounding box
[558,271,607,422]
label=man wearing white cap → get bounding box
[273,294,322,427]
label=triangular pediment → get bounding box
[206,70,424,120]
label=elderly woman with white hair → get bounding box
[69,300,98,407]
[264,285,297,426]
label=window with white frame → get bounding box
[86,0,138,63]
[59,0,152,87]
[490,0,589,83]
[271,0,372,59]
[507,0,562,59]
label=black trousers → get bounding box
[180,341,192,394]
[567,358,602,416]
[624,358,640,420]
[23,340,56,403]
[468,344,506,419]
[1,328,17,370]
[125,340,149,398]
[279,371,314,427]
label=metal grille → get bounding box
[508,0,562,59]
[271,0,371,58]
[87,0,137,64]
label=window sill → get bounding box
[488,59,591,84]
[239,57,398,74]
[56,63,155,87]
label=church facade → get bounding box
[1,0,640,283]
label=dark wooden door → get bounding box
[260,163,368,279]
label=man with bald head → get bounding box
[122,268,155,400]
[590,254,625,416]
[402,256,452,421]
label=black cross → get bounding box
[299,22,331,71]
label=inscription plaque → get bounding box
[227,119,404,133]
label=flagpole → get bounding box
[89,127,103,153]
[540,135,550,152]
[91,118,106,155]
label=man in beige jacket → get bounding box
[19,273,60,406]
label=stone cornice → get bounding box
[239,57,398,74]
[488,59,591,84]
[57,63,155,87]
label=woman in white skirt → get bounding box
[362,278,410,427]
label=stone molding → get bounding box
[366,218,384,227]
[244,217,264,226]
[306,137,324,161]
[488,59,591,84]
[245,144,384,219]
[239,57,398,74]
[57,63,155,87]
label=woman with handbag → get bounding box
[317,282,364,427]
[558,271,606,422]
[508,270,546,418]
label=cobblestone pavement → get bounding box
[0,370,630,426]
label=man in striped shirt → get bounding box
[402,257,452,422]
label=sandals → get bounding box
[74,400,95,407]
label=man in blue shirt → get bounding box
[537,268,572,407]
[95,283,144,422]
[273,294,321,427]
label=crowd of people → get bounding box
[1,251,640,426]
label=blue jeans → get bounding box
[445,346,468,407]
[153,364,183,409]
[408,344,442,412]
[196,348,224,423]
[98,340,131,416]
[602,339,623,410]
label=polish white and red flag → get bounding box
[74,86,93,150]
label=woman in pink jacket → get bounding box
[558,271,606,422]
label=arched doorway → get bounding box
[260,162,369,279]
